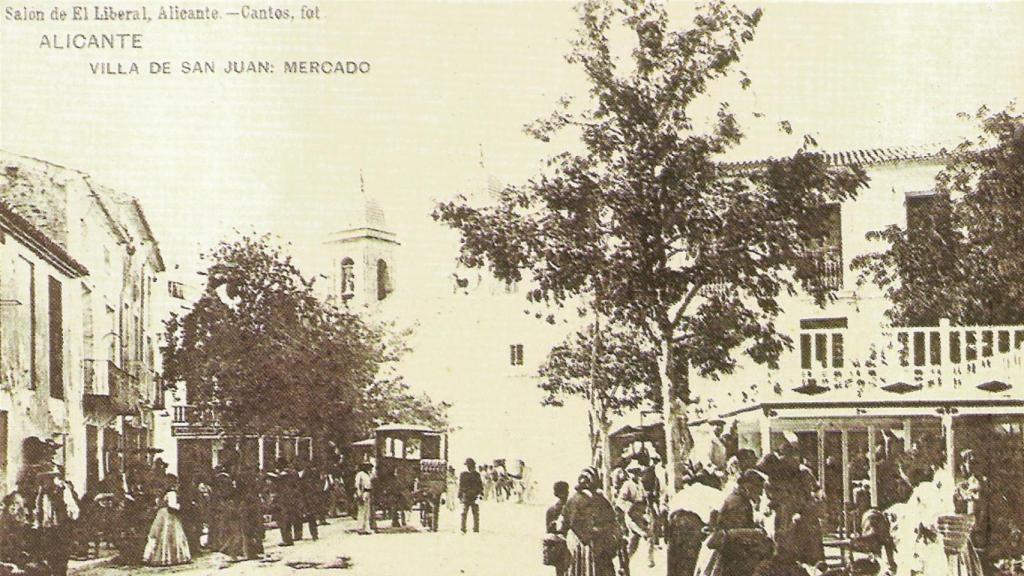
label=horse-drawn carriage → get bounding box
[350,424,449,532]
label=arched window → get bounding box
[376,259,391,301]
[340,258,355,297]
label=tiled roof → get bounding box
[0,200,88,277]
[721,143,950,173]
[0,151,166,270]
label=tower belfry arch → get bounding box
[323,173,399,309]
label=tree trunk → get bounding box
[598,416,612,495]
[587,313,613,494]
[587,407,597,458]
[658,335,693,494]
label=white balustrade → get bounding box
[795,319,1024,394]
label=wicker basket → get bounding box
[936,514,975,556]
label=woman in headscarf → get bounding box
[560,467,619,576]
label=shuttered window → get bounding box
[49,276,63,399]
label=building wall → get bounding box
[0,230,86,493]
[0,152,169,493]
[690,159,947,413]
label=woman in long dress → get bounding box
[143,476,192,567]
[561,467,619,576]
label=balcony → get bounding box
[810,248,843,291]
[172,404,221,424]
[127,361,162,408]
[698,248,843,299]
[83,359,139,415]
[797,320,1024,396]
[171,404,225,438]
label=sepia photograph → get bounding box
[0,1,1023,575]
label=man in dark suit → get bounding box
[270,459,297,546]
[458,458,483,533]
[713,469,771,576]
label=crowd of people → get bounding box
[135,453,349,565]
[473,461,534,504]
[541,440,901,576]
[0,437,80,576]
[543,452,668,576]
[0,438,356,576]
[0,431,957,576]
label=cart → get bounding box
[371,424,448,532]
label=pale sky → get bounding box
[3,2,1021,274]
[2,1,1022,480]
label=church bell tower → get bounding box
[323,178,399,310]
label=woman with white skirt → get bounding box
[143,476,192,567]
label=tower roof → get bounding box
[332,172,392,235]
[364,196,386,228]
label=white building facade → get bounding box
[0,152,168,494]
[687,146,1024,530]
[0,200,89,494]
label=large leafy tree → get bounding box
[162,235,447,445]
[854,108,1024,326]
[435,0,866,489]
[539,321,660,477]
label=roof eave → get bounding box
[0,203,89,278]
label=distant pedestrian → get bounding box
[236,470,265,560]
[327,470,347,518]
[458,458,483,533]
[354,463,374,534]
[318,469,333,524]
[642,455,665,547]
[293,459,319,541]
[445,466,458,511]
[617,462,654,571]
[270,460,296,546]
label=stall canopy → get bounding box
[609,423,665,467]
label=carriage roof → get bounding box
[374,424,442,435]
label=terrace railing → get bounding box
[798,320,1024,394]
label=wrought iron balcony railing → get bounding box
[173,404,221,424]
[810,248,843,290]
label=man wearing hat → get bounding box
[709,469,772,576]
[458,458,483,533]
